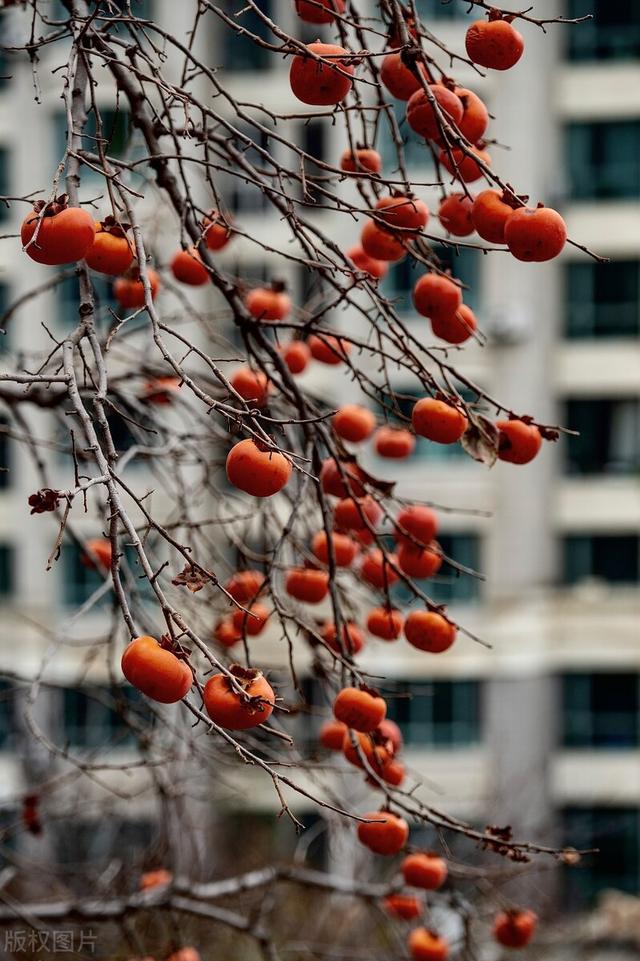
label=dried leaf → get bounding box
[171,564,213,593]
[28,489,62,514]
[461,416,499,466]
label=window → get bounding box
[227,124,273,214]
[416,0,467,18]
[0,544,14,598]
[55,818,153,868]
[566,121,640,200]
[392,533,482,605]
[216,811,326,872]
[566,1,640,62]
[0,281,10,353]
[564,398,640,475]
[562,535,640,585]
[220,0,272,72]
[297,119,327,200]
[62,542,110,608]
[383,244,480,312]
[562,674,640,749]
[0,418,10,489]
[0,149,9,223]
[562,807,640,909]
[384,679,481,747]
[57,274,120,330]
[565,260,640,339]
[0,682,15,750]
[62,685,150,749]
[53,107,131,176]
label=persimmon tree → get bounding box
[0,1,599,959]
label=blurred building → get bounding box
[0,0,638,922]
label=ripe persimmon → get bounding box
[334,686,386,731]
[404,611,456,654]
[465,17,524,71]
[232,602,269,636]
[281,340,311,374]
[367,606,403,640]
[397,541,442,579]
[340,148,381,174]
[342,729,391,771]
[380,52,427,101]
[285,567,329,604]
[170,247,209,286]
[230,368,271,407]
[319,719,348,751]
[294,0,345,24]
[431,304,477,345]
[406,85,463,141]
[142,376,181,405]
[332,404,376,443]
[455,87,489,144]
[361,548,399,589]
[413,274,462,323]
[21,197,95,266]
[394,505,438,547]
[493,909,537,948]
[361,220,406,262]
[213,620,242,649]
[439,146,490,183]
[378,718,403,753]
[374,426,416,459]
[375,194,429,233]
[375,756,405,787]
[121,636,192,704]
[357,810,409,855]
[319,457,366,498]
[471,189,515,243]
[504,205,567,262]
[334,495,381,532]
[402,852,448,890]
[80,537,112,570]
[382,893,423,920]
[497,419,542,464]
[412,398,468,444]
[245,284,291,321]
[139,868,172,890]
[226,439,292,497]
[114,267,160,309]
[438,194,475,237]
[308,334,351,365]
[202,209,233,251]
[289,42,355,106]
[84,220,133,275]
[346,244,388,280]
[167,949,201,961]
[408,928,449,961]
[312,530,359,567]
[203,665,274,730]
[224,569,265,604]
[322,621,365,656]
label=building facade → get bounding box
[0,0,638,917]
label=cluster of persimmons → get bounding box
[17,2,575,954]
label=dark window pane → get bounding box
[0,149,9,223]
[566,121,640,200]
[0,282,10,354]
[563,535,640,584]
[228,124,273,213]
[565,399,640,475]
[562,807,640,908]
[416,0,467,19]
[562,674,640,748]
[220,0,272,72]
[62,685,151,749]
[566,1,640,61]
[0,418,10,489]
[392,533,481,604]
[0,682,15,750]
[565,261,640,338]
[384,679,481,747]
[53,107,131,176]
[0,545,14,598]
